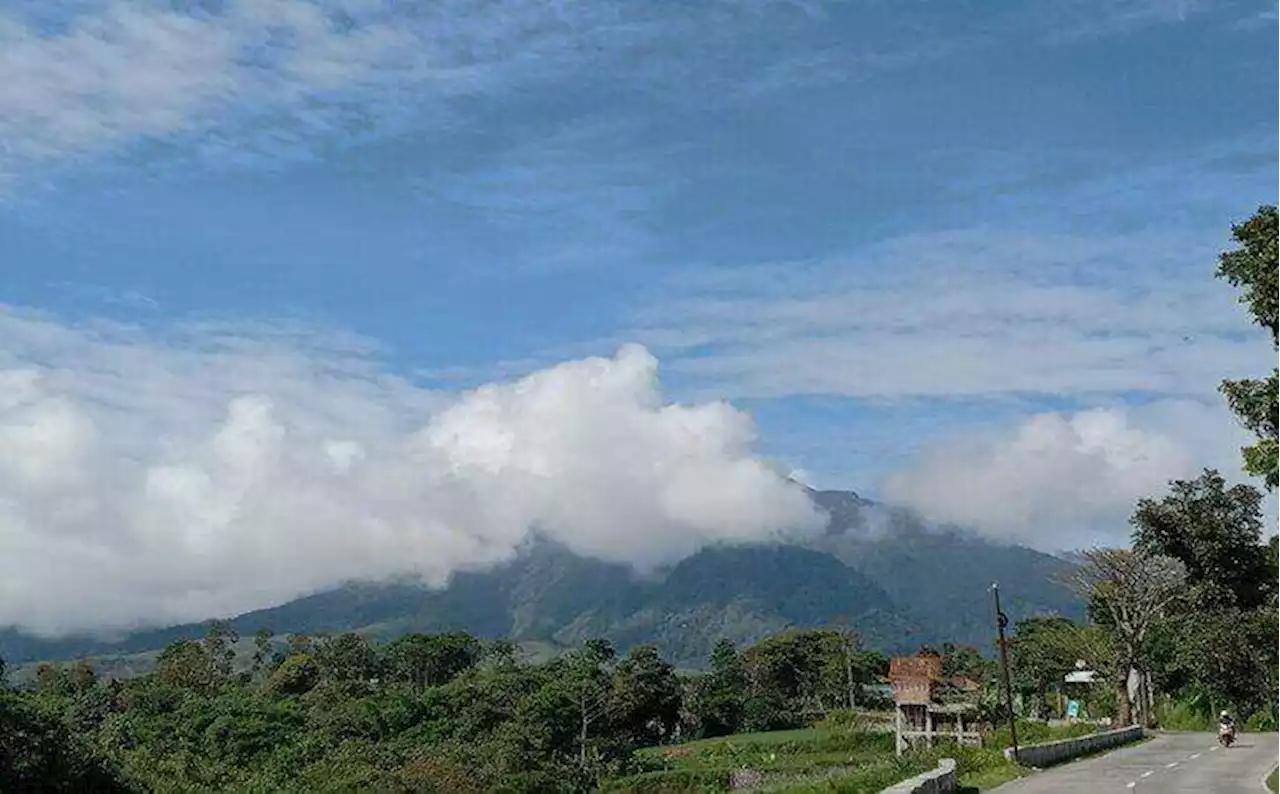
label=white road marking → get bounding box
[1126,782,1136,789]
[1140,770,1154,778]
[1209,745,1219,752]
[1190,753,1201,760]
[1166,762,1179,768]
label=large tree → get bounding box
[1217,205,1278,489]
[1131,469,1270,611]
[1061,548,1187,726]
[608,644,681,748]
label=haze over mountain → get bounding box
[0,489,1081,670]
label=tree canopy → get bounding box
[1217,205,1279,489]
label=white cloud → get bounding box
[0,0,662,178]
[0,308,819,635]
[879,400,1273,549]
[0,0,860,183]
[634,228,1272,401]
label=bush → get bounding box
[1244,708,1278,732]
[1154,697,1215,732]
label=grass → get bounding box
[612,719,1113,793]
[1267,765,1277,793]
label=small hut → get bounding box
[889,653,982,755]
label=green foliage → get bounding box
[263,653,320,697]
[611,644,682,747]
[382,631,482,689]
[1010,616,1078,718]
[1131,469,1270,611]
[4,628,975,792]
[689,639,747,738]
[1216,205,1279,489]
[0,689,133,792]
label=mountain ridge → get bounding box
[0,489,1083,669]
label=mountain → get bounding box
[0,490,1083,671]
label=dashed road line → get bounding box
[1166,762,1179,768]
[1126,782,1136,789]
[1190,752,1201,760]
[1140,770,1154,778]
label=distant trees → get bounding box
[1,624,906,792]
[1010,616,1078,719]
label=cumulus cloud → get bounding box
[879,400,1271,549]
[0,308,819,635]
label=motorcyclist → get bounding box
[1219,711,1236,737]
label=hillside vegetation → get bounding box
[0,490,1083,673]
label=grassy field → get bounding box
[608,726,927,793]
[1267,765,1277,793]
[603,719,1120,793]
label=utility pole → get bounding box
[992,582,1019,762]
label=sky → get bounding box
[1,0,1277,634]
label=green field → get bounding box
[1267,765,1277,793]
[598,719,1100,793]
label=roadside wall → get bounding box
[1005,725,1145,768]
[879,758,956,793]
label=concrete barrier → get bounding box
[1004,725,1145,768]
[879,758,957,793]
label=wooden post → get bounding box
[894,704,904,756]
[992,582,1019,763]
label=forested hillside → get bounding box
[1,490,1083,673]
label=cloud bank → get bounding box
[880,400,1269,549]
[0,308,819,635]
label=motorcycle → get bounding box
[1218,723,1236,747]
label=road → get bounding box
[994,731,1278,793]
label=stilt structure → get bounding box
[889,652,982,756]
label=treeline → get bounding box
[1008,485,1279,731]
[0,626,894,792]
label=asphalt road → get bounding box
[994,731,1278,793]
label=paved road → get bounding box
[995,732,1278,793]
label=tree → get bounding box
[692,639,747,738]
[156,640,218,693]
[203,619,238,682]
[608,645,681,748]
[742,629,846,720]
[0,690,132,792]
[70,659,98,693]
[383,633,482,691]
[563,639,615,770]
[1011,617,1079,718]
[1216,205,1278,489]
[315,633,379,684]
[262,653,321,697]
[1131,469,1270,610]
[248,629,274,683]
[1061,548,1187,726]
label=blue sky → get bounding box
[0,0,1276,630]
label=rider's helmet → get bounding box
[1220,711,1230,719]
